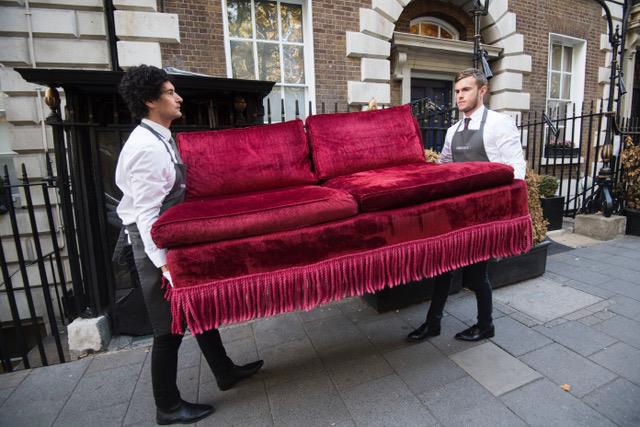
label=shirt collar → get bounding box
[141,118,172,141]
[463,105,486,123]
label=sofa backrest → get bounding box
[305,104,425,180]
[177,119,317,199]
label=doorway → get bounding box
[411,78,453,150]
[411,78,452,107]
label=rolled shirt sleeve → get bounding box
[438,126,455,165]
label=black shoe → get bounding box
[406,322,441,342]
[216,360,264,391]
[156,400,214,425]
[454,324,495,342]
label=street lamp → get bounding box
[470,0,493,78]
[583,0,630,217]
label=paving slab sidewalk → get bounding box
[1,236,639,426]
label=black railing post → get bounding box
[3,166,48,366]
[43,152,71,321]
[267,98,272,124]
[20,164,65,364]
[280,98,285,122]
[0,173,31,370]
[44,86,86,317]
[585,0,631,216]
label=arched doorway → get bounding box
[346,0,532,116]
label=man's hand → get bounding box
[160,265,173,287]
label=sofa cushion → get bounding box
[151,185,358,247]
[177,119,316,199]
[305,104,425,180]
[323,161,515,212]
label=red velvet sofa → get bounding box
[151,105,532,334]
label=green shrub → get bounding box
[538,174,559,198]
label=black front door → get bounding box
[411,78,453,150]
[411,78,452,106]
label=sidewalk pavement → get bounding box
[1,235,639,427]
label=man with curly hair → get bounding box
[114,65,263,425]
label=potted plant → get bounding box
[488,169,551,288]
[620,136,640,236]
[539,174,564,231]
[545,138,580,158]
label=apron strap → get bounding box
[139,122,181,164]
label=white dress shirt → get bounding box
[439,105,526,180]
[115,119,177,268]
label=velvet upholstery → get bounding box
[152,185,358,247]
[167,180,529,286]
[323,161,515,212]
[177,119,316,199]
[306,105,425,180]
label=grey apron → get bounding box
[115,123,186,336]
[451,108,490,163]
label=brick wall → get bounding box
[509,0,607,113]
[312,0,369,111]
[160,0,226,77]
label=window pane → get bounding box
[550,72,560,98]
[441,29,453,39]
[255,0,278,40]
[227,0,252,38]
[283,45,305,84]
[563,46,573,72]
[551,44,562,71]
[257,42,281,81]
[283,86,305,120]
[421,23,438,37]
[409,24,419,34]
[230,40,255,79]
[561,74,571,99]
[281,3,303,42]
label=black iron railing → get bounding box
[0,161,72,372]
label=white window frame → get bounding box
[409,17,460,40]
[221,0,316,121]
[545,33,587,152]
[546,33,587,115]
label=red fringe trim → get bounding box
[167,215,533,334]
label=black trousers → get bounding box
[152,330,233,409]
[427,261,493,329]
[127,225,234,409]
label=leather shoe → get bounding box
[406,322,441,342]
[216,360,264,391]
[156,400,214,425]
[454,324,495,341]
